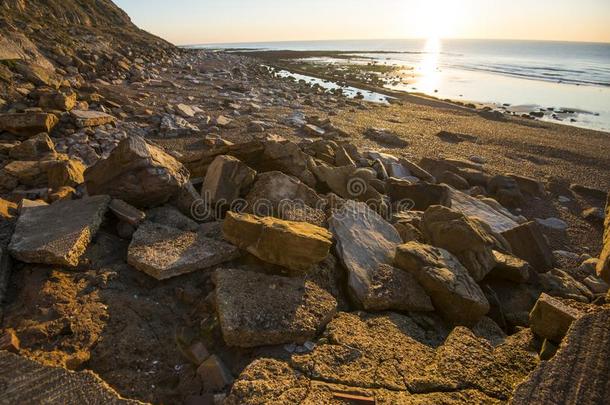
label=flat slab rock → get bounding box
[512,309,610,405]
[0,351,142,404]
[8,195,110,267]
[449,188,520,233]
[70,109,115,127]
[128,222,239,280]
[329,200,433,312]
[226,311,538,403]
[213,268,337,348]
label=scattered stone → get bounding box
[47,158,86,189]
[213,268,337,347]
[387,180,450,211]
[364,127,408,147]
[8,133,56,160]
[448,188,520,233]
[8,196,110,267]
[85,136,190,208]
[569,183,607,200]
[185,341,210,365]
[536,217,568,231]
[128,222,239,280]
[420,205,497,281]
[222,212,332,274]
[196,355,234,392]
[512,310,610,404]
[0,113,59,137]
[175,103,196,118]
[0,198,17,219]
[488,175,524,207]
[502,221,553,271]
[0,330,20,353]
[598,194,610,283]
[395,242,490,325]
[38,91,77,111]
[244,171,322,214]
[330,200,433,311]
[529,293,583,343]
[108,199,146,226]
[508,174,545,197]
[489,251,531,283]
[201,155,256,209]
[581,206,605,223]
[70,109,115,127]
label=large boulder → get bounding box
[201,155,256,210]
[8,196,110,267]
[420,205,497,281]
[84,136,190,208]
[127,222,239,280]
[501,221,553,271]
[395,242,490,325]
[244,171,323,214]
[597,193,610,283]
[222,212,332,275]
[329,200,433,311]
[0,113,58,137]
[213,268,337,347]
[512,310,610,404]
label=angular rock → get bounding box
[128,222,239,280]
[512,310,610,404]
[0,351,140,404]
[501,221,553,271]
[70,109,115,128]
[508,174,545,197]
[597,193,610,283]
[85,136,190,208]
[489,251,531,283]
[387,180,450,211]
[420,205,497,281]
[201,155,256,209]
[244,171,323,214]
[47,158,86,189]
[214,268,337,347]
[395,242,490,325]
[9,133,56,160]
[175,103,196,118]
[312,165,382,203]
[222,212,332,274]
[488,175,524,207]
[8,196,110,267]
[38,91,77,111]
[0,113,58,137]
[330,200,433,311]
[529,293,583,343]
[449,187,520,233]
[108,199,145,226]
[364,127,408,147]
[197,355,234,392]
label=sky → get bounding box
[114,0,610,45]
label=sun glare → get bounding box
[413,0,464,40]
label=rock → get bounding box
[84,136,190,208]
[489,251,531,283]
[582,275,609,294]
[0,198,17,219]
[364,127,408,147]
[312,165,382,203]
[303,123,325,136]
[17,198,48,213]
[0,113,59,137]
[38,91,77,111]
[215,115,233,127]
[488,175,524,207]
[128,222,239,280]
[395,222,424,243]
[47,158,86,189]
[420,205,497,281]
[0,351,140,404]
[49,186,76,202]
[0,330,20,353]
[582,206,605,223]
[438,171,469,189]
[70,110,115,128]
[8,196,109,267]
[330,200,432,311]
[201,155,256,210]
[512,310,610,404]
[108,199,145,226]
[596,193,610,283]
[213,268,337,347]
[448,188,520,233]
[395,242,490,325]
[175,103,196,118]
[529,293,583,343]
[536,217,568,231]
[184,341,210,365]
[222,212,332,274]
[387,180,450,211]
[8,133,56,160]
[147,205,199,231]
[569,183,607,200]
[538,268,592,302]
[501,221,553,271]
[196,355,234,392]
[508,174,545,197]
[3,160,44,187]
[170,182,203,221]
[244,171,323,215]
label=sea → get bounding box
[193,39,610,132]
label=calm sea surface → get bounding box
[194,39,610,132]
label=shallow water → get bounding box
[195,39,610,132]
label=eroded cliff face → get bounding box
[0,0,177,108]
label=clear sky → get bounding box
[114,0,610,45]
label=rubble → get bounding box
[528,293,583,343]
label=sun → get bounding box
[413,0,464,40]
